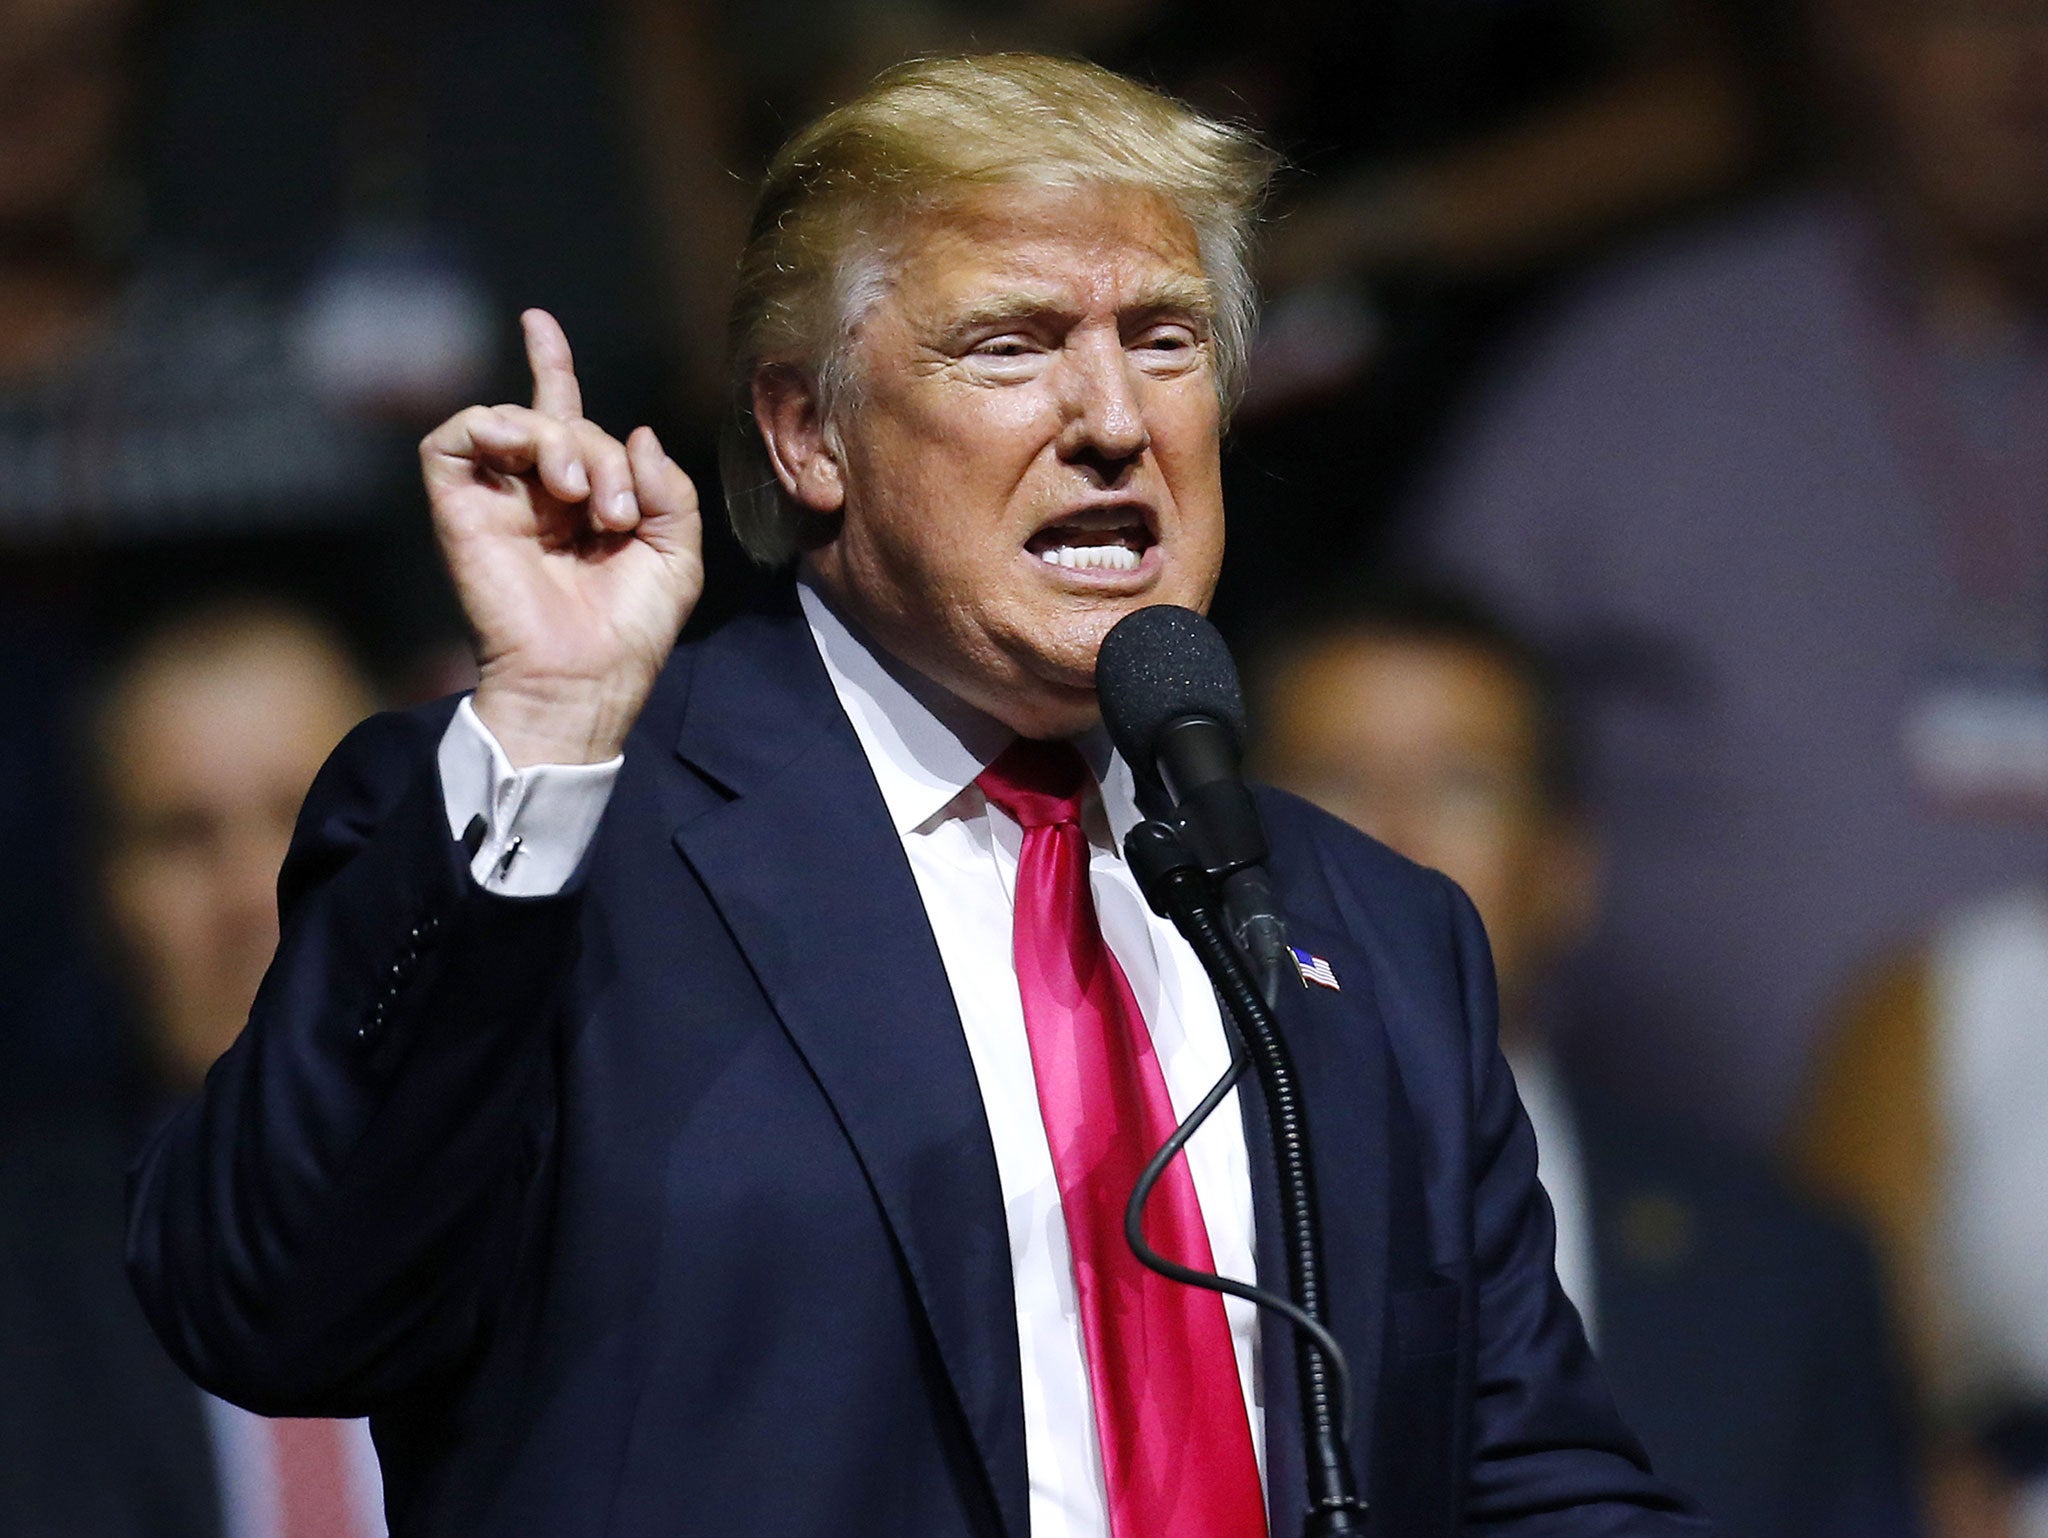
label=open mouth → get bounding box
[1025,515,1157,574]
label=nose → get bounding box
[1054,329,1149,482]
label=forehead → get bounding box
[1278,635,1540,760]
[104,634,367,810]
[878,183,1210,322]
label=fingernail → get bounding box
[611,491,636,524]
[566,461,590,497]
[643,426,665,457]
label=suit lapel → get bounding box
[660,603,1400,1536]
[667,598,1028,1538]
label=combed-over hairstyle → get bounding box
[720,53,1278,566]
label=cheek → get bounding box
[106,859,199,979]
[859,382,1051,486]
[1153,395,1225,522]
[1407,816,1523,929]
[841,418,1042,570]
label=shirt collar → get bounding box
[797,577,1142,845]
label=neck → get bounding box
[796,563,1103,742]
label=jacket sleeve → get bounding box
[125,702,585,1417]
[1442,879,1716,1535]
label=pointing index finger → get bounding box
[522,308,584,421]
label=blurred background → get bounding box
[1,0,2043,1534]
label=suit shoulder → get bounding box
[1255,784,1499,1060]
[623,629,707,752]
[1256,783,1467,934]
[277,695,462,910]
[1576,1085,1882,1288]
[298,696,459,826]
[1493,191,1842,390]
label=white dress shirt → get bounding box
[436,582,1266,1535]
[1936,889,2048,1411]
[201,1398,385,1538]
[1502,1042,1598,1344]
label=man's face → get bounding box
[99,626,370,1092]
[803,182,1227,738]
[0,0,135,233]
[1257,634,1593,1033]
[1838,0,2048,258]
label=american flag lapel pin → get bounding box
[1289,945,1341,991]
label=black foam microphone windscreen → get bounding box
[1098,603,1286,980]
[1096,604,1247,767]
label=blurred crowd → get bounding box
[1,0,2044,1535]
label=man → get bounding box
[1806,888,2048,1538]
[129,56,1706,1537]
[1410,0,2048,1147]
[1,599,385,1537]
[1253,590,1925,1538]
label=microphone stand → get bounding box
[1124,820,1370,1538]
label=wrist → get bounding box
[472,672,639,767]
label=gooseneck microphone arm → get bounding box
[1097,603,1369,1533]
[1123,821,1370,1537]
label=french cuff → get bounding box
[436,696,623,897]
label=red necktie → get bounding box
[268,1417,360,1538]
[977,738,1266,1538]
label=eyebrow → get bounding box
[939,277,1217,339]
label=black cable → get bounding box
[1176,886,1360,1516]
[1122,1041,1357,1446]
[1122,819,1371,1534]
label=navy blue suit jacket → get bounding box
[128,590,1708,1536]
[1571,1086,1922,1538]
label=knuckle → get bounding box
[422,406,477,456]
[576,427,625,476]
[534,417,572,457]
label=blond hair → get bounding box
[720,53,1277,566]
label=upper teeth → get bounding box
[1042,545,1141,571]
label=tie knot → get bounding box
[976,737,1092,829]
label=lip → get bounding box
[1025,497,1160,547]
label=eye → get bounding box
[971,335,1038,358]
[960,332,1049,381]
[1132,323,1204,371]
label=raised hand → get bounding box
[421,310,704,766]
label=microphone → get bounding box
[1096,605,1293,1002]
[1100,606,1369,1534]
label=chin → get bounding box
[1026,607,1123,681]
[949,638,1091,740]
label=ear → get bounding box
[752,365,846,515]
